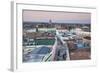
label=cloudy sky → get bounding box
[23,10,91,24]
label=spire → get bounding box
[49,19,52,25]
